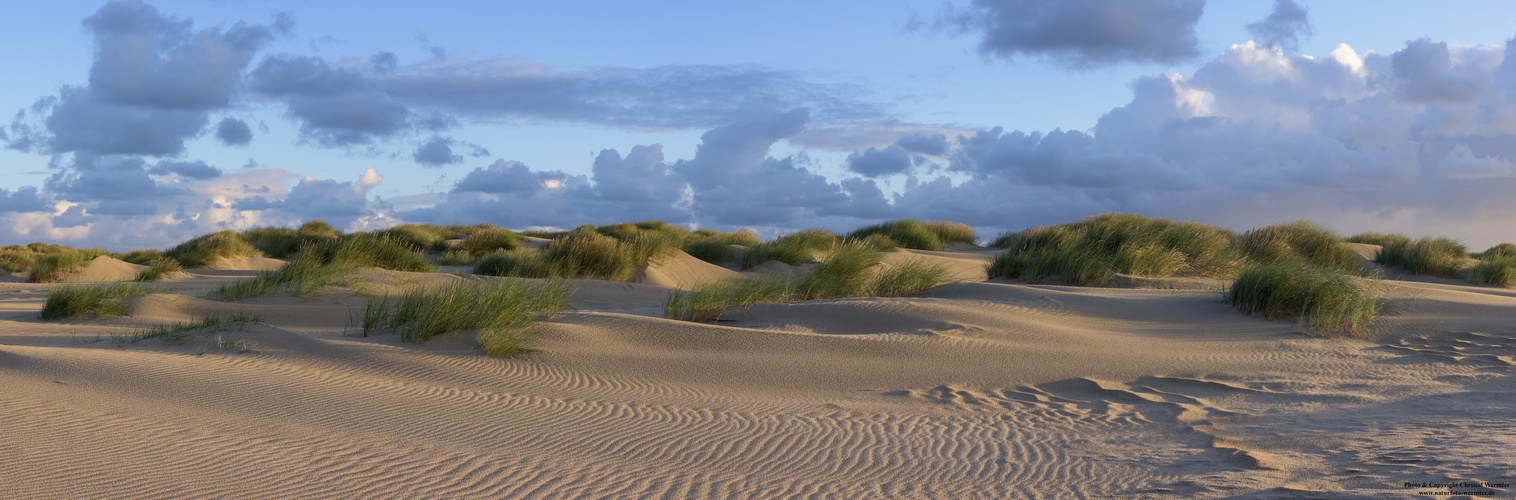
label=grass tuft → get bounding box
[1232,221,1359,273]
[136,258,183,281]
[457,227,521,256]
[166,230,264,269]
[360,279,571,356]
[1376,236,1468,278]
[1227,261,1381,335]
[740,229,839,269]
[41,282,158,320]
[846,219,943,251]
[925,220,977,246]
[130,312,263,345]
[28,248,111,283]
[987,214,1238,285]
[212,235,429,301]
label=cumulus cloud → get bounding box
[234,168,384,225]
[409,135,487,167]
[0,187,50,213]
[149,160,223,179]
[1246,0,1313,52]
[895,133,950,156]
[846,145,913,177]
[14,1,287,157]
[243,51,885,148]
[215,117,253,146]
[935,0,1205,69]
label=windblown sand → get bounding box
[1,248,1513,498]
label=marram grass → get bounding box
[41,282,159,320]
[1227,261,1382,335]
[357,279,571,356]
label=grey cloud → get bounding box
[43,86,209,156]
[1246,0,1313,52]
[14,1,283,158]
[215,117,253,146]
[408,146,692,227]
[412,135,463,167]
[233,169,382,226]
[938,0,1205,69]
[845,145,913,177]
[453,160,565,194]
[0,187,50,213]
[149,159,223,179]
[1392,39,1491,103]
[895,133,949,156]
[52,205,95,228]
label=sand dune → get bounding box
[1,245,1514,498]
[634,251,745,289]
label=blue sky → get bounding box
[3,0,1516,250]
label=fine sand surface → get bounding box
[1,248,1514,498]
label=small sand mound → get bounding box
[635,251,744,289]
[519,237,551,249]
[0,269,23,283]
[59,256,145,283]
[210,256,288,271]
[883,250,995,283]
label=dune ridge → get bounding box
[1,227,1514,498]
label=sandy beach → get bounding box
[1,243,1513,499]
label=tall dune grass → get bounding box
[360,279,571,356]
[28,248,111,283]
[1231,221,1358,273]
[665,242,951,322]
[166,230,264,269]
[1227,261,1381,335]
[213,235,429,300]
[1375,236,1468,278]
[682,229,760,266]
[457,227,522,256]
[740,229,839,269]
[925,220,977,246]
[136,258,183,281]
[846,219,945,251]
[1472,243,1516,287]
[987,214,1238,285]
[41,282,158,320]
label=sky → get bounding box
[4,0,1516,251]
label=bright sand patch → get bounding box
[209,256,288,271]
[0,248,1514,498]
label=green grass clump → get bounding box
[1228,261,1381,335]
[846,219,944,251]
[473,249,562,279]
[1376,236,1468,278]
[40,282,158,320]
[457,227,521,256]
[374,224,455,252]
[925,220,977,246]
[239,227,302,258]
[544,229,635,280]
[1232,221,1359,273]
[1474,243,1516,260]
[116,249,165,265]
[1472,255,1516,287]
[740,229,839,269]
[664,277,794,322]
[1345,232,1412,248]
[664,243,952,322]
[868,258,952,297]
[683,229,760,266]
[166,230,264,269]
[212,236,429,300]
[988,214,1238,285]
[361,279,571,356]
[28,248,111,283]
[136,258,183,281]
[297,220,343,240]
[794,241,884,300]
[4,242,111,274]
